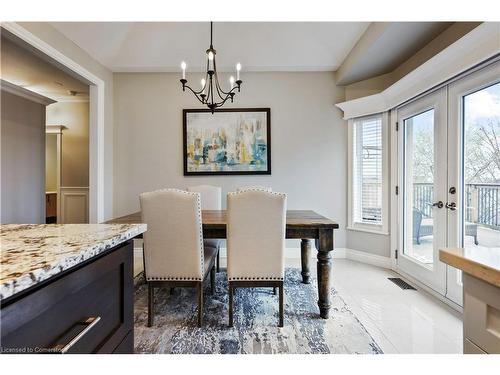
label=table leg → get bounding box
[301,239,311,284]
[316,228,333,319]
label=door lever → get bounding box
[432,201,444,209]
[446,202,456,211]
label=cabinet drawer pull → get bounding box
[52,316,101,354]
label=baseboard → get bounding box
[344,248,392,269]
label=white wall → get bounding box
[1,91,46,223]
[113,72,347,248]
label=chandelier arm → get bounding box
[213,58,233,96]
[183,84,207,104]
[214,72,231,97]
[211,60,226,100]
[216,92,235,108]
[214,75,227,101]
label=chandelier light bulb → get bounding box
[201,78,206,93]
[236,63,241,80]
[230,76,235,88]
[181,61,186,79]
[208,51,214,60]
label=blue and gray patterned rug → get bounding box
[133,268,382,354]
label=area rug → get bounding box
[133,268,383,354]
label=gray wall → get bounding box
[346,231,390,257]
[1,91,46,223]
[113,72,348,248]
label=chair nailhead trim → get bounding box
[228,188,286,198]
[228,277,284,281]
[147,276,202,281]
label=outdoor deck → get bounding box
[410,225,500,264]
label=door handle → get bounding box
[51,316,101,354]
[432,201,444,209]
[446,202,456,211]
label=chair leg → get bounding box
[197,282,203,327]
[210,265,216,295]
[228,283,234,327]
[216,250,220,272]
[147,283,154,327]
[278,284,284,327]
[273,287,277,295]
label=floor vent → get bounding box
[388,277,416,290]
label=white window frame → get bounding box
[347,112,389,235]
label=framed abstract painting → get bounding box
[183,108,271,175]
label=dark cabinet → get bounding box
[0,240,134,354]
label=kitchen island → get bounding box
[440,247,500,354]
[1,223,146,354]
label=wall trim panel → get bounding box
[60,186,89,223]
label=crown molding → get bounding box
[49,95,90,103]
[46,125,67,134]
[111,65,338,73]
[1,79,56,106]
[336,22,500,119]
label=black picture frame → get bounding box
[183,108,271,176]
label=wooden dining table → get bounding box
[106,210,339,319]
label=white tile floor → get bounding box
[286,258,463,354]
[134,253,463,354]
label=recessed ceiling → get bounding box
[49,22,370,73]
[337,22,455,85]
[1,31,89,101]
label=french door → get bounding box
[397,88,448,296]
[396,60,500,305]
[447,61,500,305]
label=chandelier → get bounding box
[180,22,242,113]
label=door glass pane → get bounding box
[403,109,435,264]
[462,82,500,252]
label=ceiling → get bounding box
[336,22,454,85]
[1,31,89,101]
[49,22,370,73]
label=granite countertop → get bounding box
[1,223,147,300]
[439,247,500,288]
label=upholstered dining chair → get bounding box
[187,185,222,271]
[227,189,287,327]
[139,189,218,327]
[236,185,272,192]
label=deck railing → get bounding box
[413,183,500,229]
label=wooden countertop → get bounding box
[439,247,500,288]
